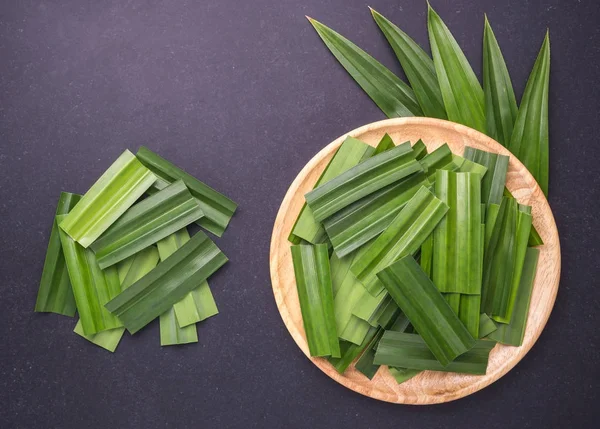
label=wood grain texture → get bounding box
[270,118,560,404]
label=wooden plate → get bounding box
[270,118,560,404]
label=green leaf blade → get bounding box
[308,17,423,118]
[291,244,340,357]
[35,192,81,316]
[428,5,485,132]
[136,146,237,236]
[483,17,518,146]
[371,8,447,119]
[74,321,125,353]
[91,180,204,269]
[59,150,157,247]
[508,33,550,195]
[377,256,476,366]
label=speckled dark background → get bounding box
[1,0,598,428]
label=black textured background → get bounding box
[1,1,599,428]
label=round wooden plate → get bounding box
[270,118,560,404]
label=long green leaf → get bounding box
[73,321,125,353]
[488,248,539,346]
[59,150,156,247]
[289,137,374,244]
[463,147,509,206]
[481,197,517,319]
[305,142,422,222]
[377,256,476,366]
[291,244,340,357]
[432,170,482,294]
[105,231,227,334]
[91,181,204,269]
[35,192,81,316]
[308,17,423,117]
[428,5,485,133]
[374,332,494,375]
[136,146,237,236]
[508,32,550,195]
[57,215,122,335]
[483,16,518,146]
[352,186,448,296]
[324,172,428,257]
[371,8,447,119]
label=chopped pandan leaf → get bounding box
[376,255,476,366]
[289,136,374,244]
[351,185,448,296]
[35,192,81,316]
[307,17,423,118]
[91,180,204,269]
[305,142,423,222]
[136,146,237,236]
[59,150,156,247]
[105,231,227,334]
[374,332,494,375]
[291,244,340,357]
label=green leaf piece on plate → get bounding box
[478,313,498,339]
[136,146,238,237]
[488,248,539,346]
[291,244,340,357]
[327,326,379,374]
[35,192,81,316]
[308,17,423,118]
[376,255,476,366]
[374,332,494,375]
[289,136,374,244]
[57,214,122,335]
[428,4,485,133]
[508,32,550,195]
[59,150,156,247]
[305,142,423,222]
[463,146,509,206]
[351,185,448,296]
[371,8,447,119]
[91,180,204,269]
[432,170,483,294]
[483,16,518,147]
[105,231,227,334]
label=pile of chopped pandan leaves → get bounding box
[34,147,237,352]
[290,135,543,381]
[308,3,550,196]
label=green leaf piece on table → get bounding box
[91,180,204,269]
[324,172,428,257]
[376,255,476,366]
[291,244,340,357]
[371,8,447,119]
[159,306,198,346]
[59,150,156,247]
[35,192,81,316]
[374,332,494,375]
[305,142,423,222]
[432,170,483,294]
[73,321,125,353]
[289,137,374,244]
[105,231,227,334]
[428,5,485,133]
[478,313,498,338]
[136,146,238,237]
[57,215,122,335]
[508,32,550,195]
[352,186,448,295]
[308,17,423,118]
[483,16,518,146]
[488,248,539,346]
[463,146,509,206]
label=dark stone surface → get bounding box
[1,0,598,428]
